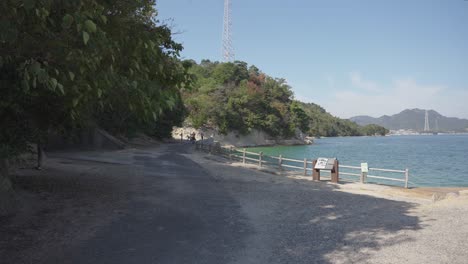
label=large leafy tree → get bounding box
[0,1,191,184]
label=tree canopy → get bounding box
[1,0,191,158]
[183,60,388,138]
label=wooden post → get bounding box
[229,146,233,160]
[331,159,339,183]
[278,155,283,171]
[312,159,320,181]
[303,158,307,176]
[242,148,246,164]
[259,152,263,167]
[405,168,409,189]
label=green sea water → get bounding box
[247,134,468,187]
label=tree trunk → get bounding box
[37,143,43,169]
[0,158,14,215]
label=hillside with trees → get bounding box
[182,60,388,138]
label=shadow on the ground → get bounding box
[198,153,422,264]
[0,160,136,264]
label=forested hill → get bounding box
[182,60,388,137]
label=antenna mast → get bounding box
[222,0,234,62]
[424,110,430,131]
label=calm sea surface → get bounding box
[248,135,468,187]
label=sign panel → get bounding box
[315,158,336,170]
[361,163,368,173]
[315,158,328,169]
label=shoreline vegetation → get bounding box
[181,60,389,144]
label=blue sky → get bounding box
[157,0,468,119]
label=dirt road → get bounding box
[1,143,467,263]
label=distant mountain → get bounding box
[350,109,468,132]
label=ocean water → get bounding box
[248,135,468,187]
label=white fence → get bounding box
[195,142,410,188]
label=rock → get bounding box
[431,192,446,203]
[172,126,310,147]
[431,192,460,203]
[445,192,460,200]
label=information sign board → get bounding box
[315,158,328,169]
[314,158,336,170]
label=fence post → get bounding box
[229,146,233,160]
[312,159,320,181]
[259,152,263,167]
[242,148,246,164]
[405,168,409,189]
[331,159,339,183]
[360,171,367,184]
[278,155,283,171]
[303,158,307,176]
[208,144,212,154]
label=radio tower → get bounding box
[424,110,430,131]
[222,0,234,62]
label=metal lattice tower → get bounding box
[222,0,234,62]
[424,110,430,131]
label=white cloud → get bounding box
[321,74,468,119]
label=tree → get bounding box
[290,102,310,133]
[0,1,191,189]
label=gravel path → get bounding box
[187,151,468,264]
[1,143,467,264]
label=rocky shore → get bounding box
[171,126,312,147]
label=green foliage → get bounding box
[290,102,310,133]
[298,102,388,137]
[184,61,388,138]
[185,60,296,137]
[0,0,191,158]
[360,124,389,136]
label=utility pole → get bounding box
[222,0,234,62]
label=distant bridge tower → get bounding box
[222,0,234,62]
[424,110,430,131]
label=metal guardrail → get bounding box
[194,142,410,188]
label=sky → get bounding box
[157,0,468,119]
